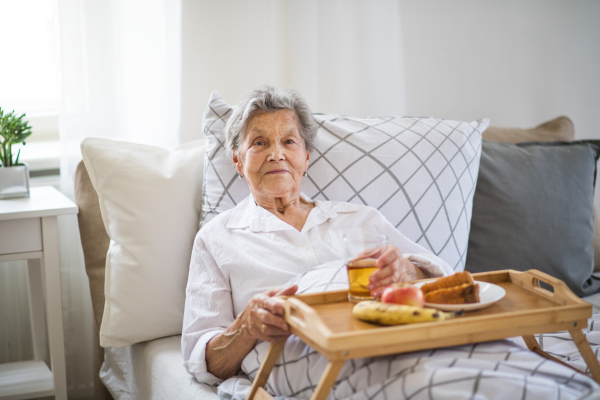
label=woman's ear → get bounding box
[232,150,243,175]
[305,151,310,170]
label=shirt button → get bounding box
[302,245,309,250]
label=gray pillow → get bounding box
[465,140,600,297]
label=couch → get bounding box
[74,107,600,399]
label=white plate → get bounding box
[413,280,506,311]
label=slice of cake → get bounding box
[421,271,480,304]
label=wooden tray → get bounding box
[247,270,600,400]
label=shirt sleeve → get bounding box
[181,231,233,385]
[375,211,454,277]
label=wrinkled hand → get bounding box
[365,245,427,292]
[241,285,298,343]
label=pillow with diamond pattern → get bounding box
[201,92,489,271]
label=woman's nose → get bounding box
[268,143,285,161]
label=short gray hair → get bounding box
[225,86,318,155]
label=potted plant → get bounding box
[0,107,33,199]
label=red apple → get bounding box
[381,283,424,307]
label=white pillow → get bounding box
[202,92,488,271]
[81,138,205,347]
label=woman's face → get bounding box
[233,109,310,200]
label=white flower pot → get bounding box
[0,163,30,199]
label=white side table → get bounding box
[0,186,78,400]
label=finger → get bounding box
[256,308,290,331]
[370,274,396,289]
[357,245,389,260]
[264,286,285,296]
[249,325,290,343]
[259,322,292,337]
[368,264,398,290]
[261,285,298,315]
[264,283,297,297]
[250,322,293,343]
[275,285,297,296]
[355,248,376,259]
[252,292,285,316]
[259,296,287,316]
[369,264,394,284]
[370,286,385,299]
[376,246,401,269]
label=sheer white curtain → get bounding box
[59,0,182,191]
[54,0,404,397]
[55,0,181,397]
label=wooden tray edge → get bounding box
[279,269,592,353]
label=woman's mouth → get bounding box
[265,169,288,174]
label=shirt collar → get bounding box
[226,194,361,233]
[301,199,360,232]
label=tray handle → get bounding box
[509,269,580,305]
[273,296,330,338]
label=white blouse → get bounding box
[181,194,453,384]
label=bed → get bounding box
[97,273,600,400]
[98,292,600,400]
[74,95,600,399]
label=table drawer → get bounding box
[0,218,43,255]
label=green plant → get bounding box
[0,107,32,167]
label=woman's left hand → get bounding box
[366,245,427,292]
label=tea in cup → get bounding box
[343,232,388,302]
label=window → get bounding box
[0,0,60,170]
[0,0,60,116]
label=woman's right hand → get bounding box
[240,285,298,343]
[206,284,298,379]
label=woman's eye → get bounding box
[285,139,294,144]
[255,141,264,146]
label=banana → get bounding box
[352,301,462,325]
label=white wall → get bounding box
[178,0,406,144]
[180,0,599,140]
[398,0,600,139]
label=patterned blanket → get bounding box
[217,262,600,399]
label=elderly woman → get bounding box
[182,87,598,399]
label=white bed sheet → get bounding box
[100,335,218,400]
